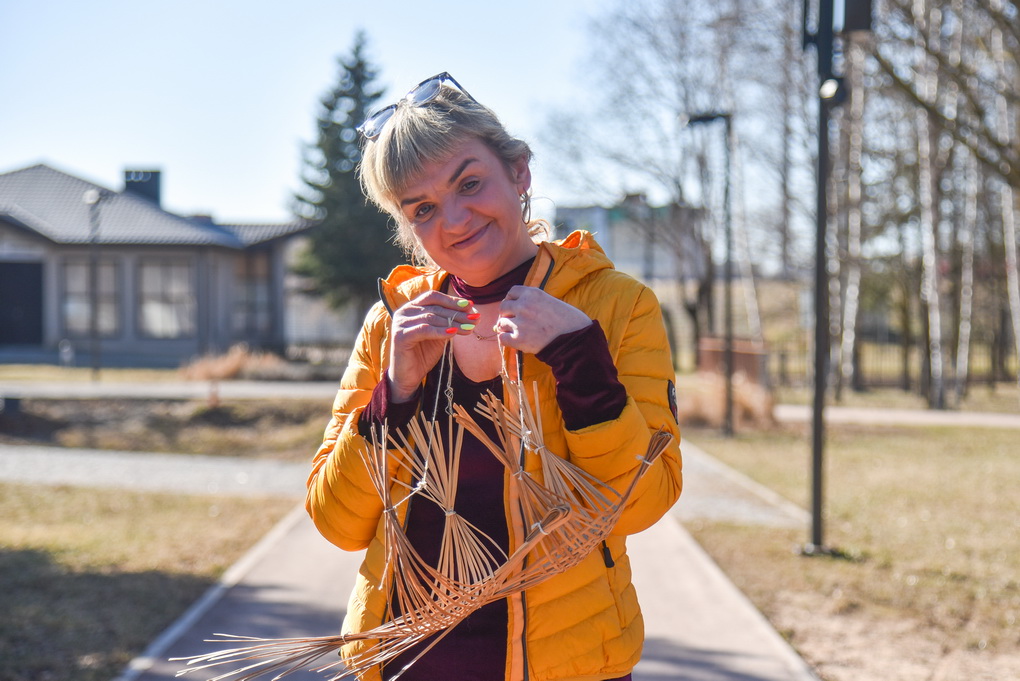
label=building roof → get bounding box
[0,163,310,248]
[223,222,314,247]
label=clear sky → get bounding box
[0,0,610,223]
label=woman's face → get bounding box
[396,137,536,286]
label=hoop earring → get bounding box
[521,192,532,224]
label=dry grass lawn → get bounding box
[0,399,327,462]
[0,484,295,681]
[0,364,180,383]
[684,423,1020,680]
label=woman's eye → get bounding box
[414,204,434,219]
[461,179,479,192]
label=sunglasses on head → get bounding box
[357,72,477,140]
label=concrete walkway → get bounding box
[1,439,818,681]
[774,403,1020,429]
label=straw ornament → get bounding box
[173,346,672,680]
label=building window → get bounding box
[138,258,196,338]
[232,251,271,336]
[62,259,119,337]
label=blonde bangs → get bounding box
[369,107,461,213]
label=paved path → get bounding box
[121,509,816,681]
[1,439,817,681]
[0,445,308,497]
[775,403,1020,429]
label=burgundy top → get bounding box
[447,257,535,304]
[383,361,508,680]
[358,263,629,680]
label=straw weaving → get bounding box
[174,375,672,681]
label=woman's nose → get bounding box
[441,198,472,232]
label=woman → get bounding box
[306,73,683,681]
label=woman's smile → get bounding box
[450,222,490,250]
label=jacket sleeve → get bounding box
[560,282,683,536]
[306,302,393,551]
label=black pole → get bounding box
[723,115,735,437]
[811,93,830,550]
[85,191,103,381]
[809,0,835,552]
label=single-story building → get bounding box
[0,163,311,367]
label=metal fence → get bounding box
[766,339,1018,390]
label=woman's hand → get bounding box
[494,286,591,354]
[388,291,478,402]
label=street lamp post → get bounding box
[686,112,735,436]
[82,189,105,381]
[802,0,866,554]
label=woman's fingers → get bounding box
[396,293,479,335]
[496,286,591,353]
[386,292,482,401]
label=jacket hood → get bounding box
[530,230,614,298]
[376,230,613,312]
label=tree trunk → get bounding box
[832,102,848,403]
[686,256,716,372]
[915,0,946,408]
[778,0,797,279]
[955,151,978,403]
[732,126,763,345]
[898,225,914,392]
[839,40,866,397]
[826,113,843,400]
[991,0,1020,402]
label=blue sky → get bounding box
[0,0,609,223]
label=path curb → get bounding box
[113,503,309,681]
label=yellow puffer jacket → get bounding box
[306,231,683,681]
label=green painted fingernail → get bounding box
[460,323,476,331]
[457,299,470,308]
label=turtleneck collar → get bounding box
[447,257,535,304]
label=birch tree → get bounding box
[871,0,1019,398]
[989,0,1020,402]
[838,39,867,395]
[912,0,947,408]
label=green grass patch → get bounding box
[0,483,295,681]
[684,423,1020,659]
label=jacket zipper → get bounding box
[515,255,554,680]
[601,540,615,568]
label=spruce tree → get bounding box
[294,32,403,316]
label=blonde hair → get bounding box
[358,84,548,266]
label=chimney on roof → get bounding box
[123,169,162,206]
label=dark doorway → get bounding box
[0,262,44,345]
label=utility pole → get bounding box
[83,189,106,381]
[685,112,735,437]
[801,0,869,554]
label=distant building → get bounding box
[0,163,311,367]
[554,196,711,366]
[554,194,707,284]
